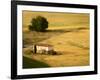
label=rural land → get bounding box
[22,11,90,68]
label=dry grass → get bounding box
[22,11,89,27]
[34,28,89,67]
[23,11,90,68]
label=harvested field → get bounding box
[22,11,90,68]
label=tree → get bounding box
[29,16,48,32]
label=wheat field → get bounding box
[22,11,90,68]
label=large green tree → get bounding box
[29,16,48,32]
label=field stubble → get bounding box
[23,11,90,67]
[23,26,89,67]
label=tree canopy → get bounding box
[29,16,48,32]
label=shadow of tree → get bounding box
[47,27,89,33]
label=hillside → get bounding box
[22,11,90,68]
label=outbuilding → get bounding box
[33,43,53,54]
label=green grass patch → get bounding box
[23,56,50,69]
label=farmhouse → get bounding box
[33,43,53,54]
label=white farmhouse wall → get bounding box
[37,46,52,51]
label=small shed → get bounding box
[33,43,53,54]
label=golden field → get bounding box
[22,11,90,68]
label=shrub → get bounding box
[48,50,57,55]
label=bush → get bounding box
[29,16,48,32]
[48,50,57,55]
